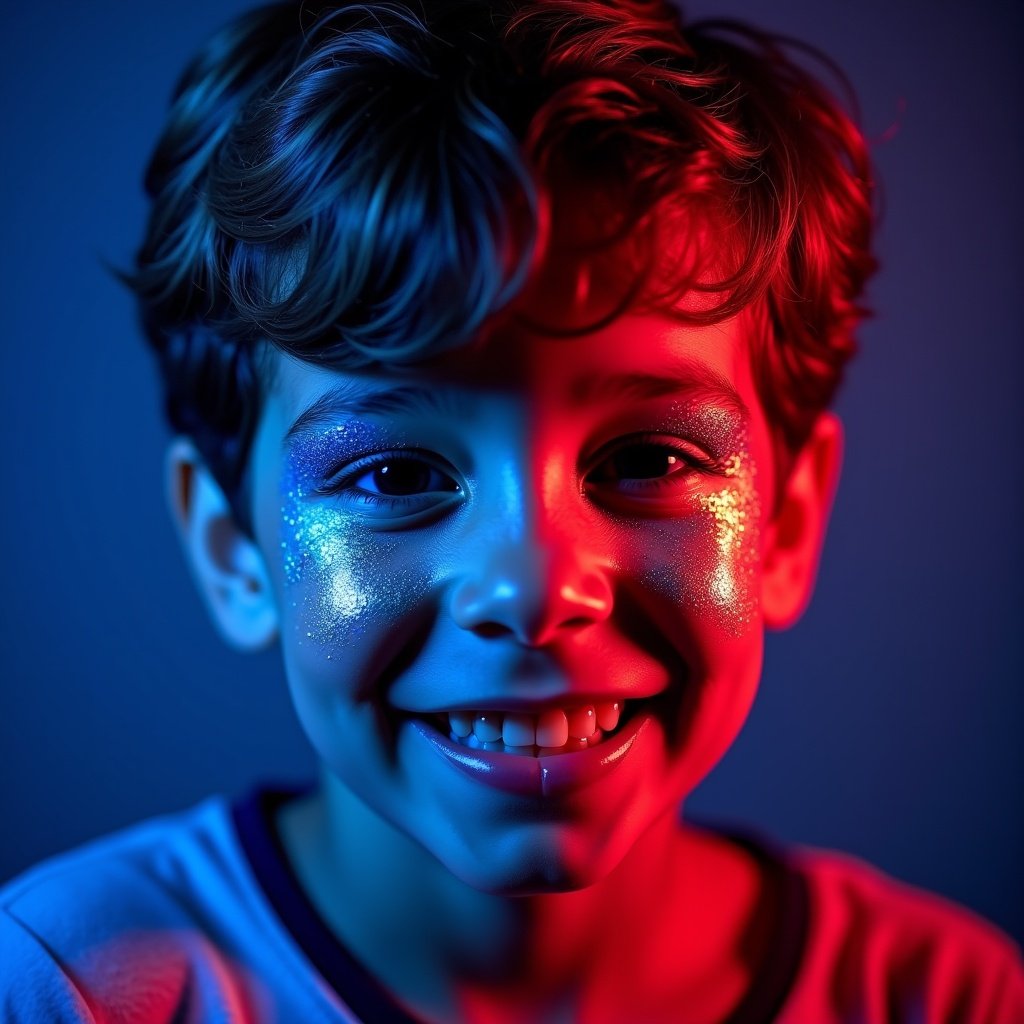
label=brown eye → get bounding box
[591,444,692,483]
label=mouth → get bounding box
[404,693,670,798]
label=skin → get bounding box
[168,302,841,1023]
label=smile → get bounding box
[407,697,661,798]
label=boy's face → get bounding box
[238,303,812,893]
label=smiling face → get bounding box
[235,308,791,893]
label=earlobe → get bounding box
[165,437,279,652]
[761,413,843,630]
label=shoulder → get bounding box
[0,795,266,1022]
[0,795,235,934]
[781,845,1024,1024]
[0,907,99,1022]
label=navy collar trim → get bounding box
[231,785,808,1024]
[231,782,421,1024]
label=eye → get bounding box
[350,456,461,498]
[590,444,692,483]
[585,434,720,509]
[315,449,463,521]
[586,434,715,495]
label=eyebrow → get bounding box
[283,356,748,448]
[283,383,469,448]
[568,358,749,418]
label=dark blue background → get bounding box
[2,1,1021,945]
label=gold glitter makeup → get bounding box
[661,397,748,462]
[693,450,759,633]
[637,403,760,637]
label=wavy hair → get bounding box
[126,0,876,529]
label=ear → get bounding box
[165,437,278,651]
[761,412,843,630]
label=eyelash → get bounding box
[314,434,721,510]
[314,449,460,510]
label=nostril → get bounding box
[562,616,595,631]
[471,622,514,639]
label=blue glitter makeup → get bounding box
[280,423,434,656]
[280,422,390,587]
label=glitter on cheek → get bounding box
[278,431,430,658]
[695,459,760,633]
[281,491,436,657]
[638,451,761,637]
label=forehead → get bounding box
[266,311,755,428]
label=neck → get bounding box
[277,772,765,1023]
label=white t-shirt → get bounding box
[2,785,1021,1023]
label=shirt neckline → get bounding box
[230,783,809,1024]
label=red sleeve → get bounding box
[777,849,1024,1024]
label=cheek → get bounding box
[619,459,764,788]
[277,488,432,683]
[637,455,762,641]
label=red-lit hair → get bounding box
[508,1,875,455]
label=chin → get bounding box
[430,818,636,897]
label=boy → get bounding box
[1,1,1021,1021]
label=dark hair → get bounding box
[126,0,875,531]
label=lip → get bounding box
[403,693,644,715]
[409,710,654,798]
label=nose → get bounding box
[449,540,613,647]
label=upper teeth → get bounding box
[447,701,623,750]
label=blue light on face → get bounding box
[279,422,434,656]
